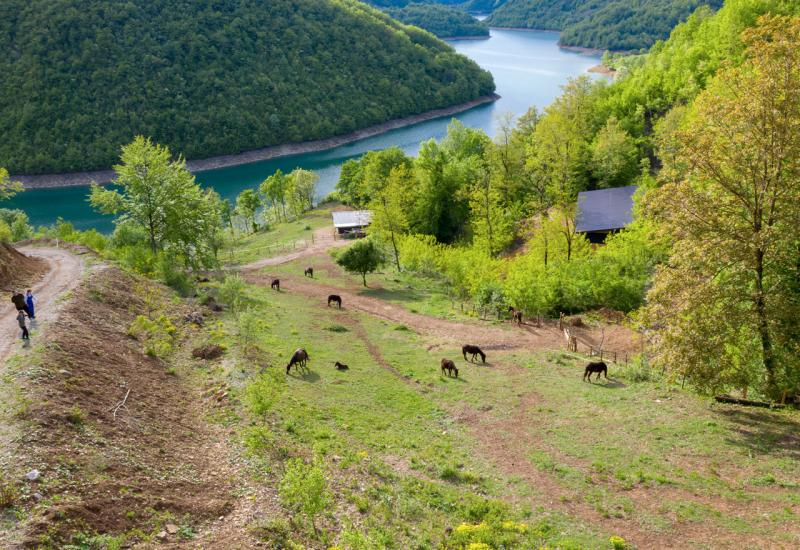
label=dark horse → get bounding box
[441,358,459,378]
[271,279,280,291]
[327,294,342,308]
[304,267,314,278]
[583,361,608,382]
[508,306,522,325]
[334,361,349,370]
[286,348,309,373]
[462,344,486,363]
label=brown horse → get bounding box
[462,344,486,363]
[327,294,342,308]
[271,279,280,291]
[508,306,522,325]
[286,348,309,373]
[304,267,314,278]
[334,361,349,370]
[583,361,608,382]
[441,358,459,378]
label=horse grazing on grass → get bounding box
[508,306,523,325]
[304,267,314,278]
[583,361,608,382]
[462,344,486,363]
[334,361,349,371]
[327,294,342,308]
[271,279,280,291]
[286,348,309,374]
[441,358,459,378]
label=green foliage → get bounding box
[386,4,489,38]
[219,274,247,313]
[336,238,386,286]
[487,0,723,51]
[0,0,494,174]
[0,209,33,241]
[127,314,177,357]
[236,189,261,234]
[0,168,23,201]
[0,220,11,243]
[279,458,331,533]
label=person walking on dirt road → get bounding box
[26,289,36,319]
[17,310,29,340]
[11,291,31,316]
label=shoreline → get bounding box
[488,26,630,55]
[15,94,500,189]
[444,34,491,41]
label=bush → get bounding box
[127,314,177,357]
[279,458,331,534]
[219,274,247,313]
[158,254,194,296]
[0,220,12,243]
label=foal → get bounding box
[327,294,342,308]
[334,361,349,370]
[508,306,523,325]
[304,267,314,278]
[271,279,280,291]
[441,358,459,378]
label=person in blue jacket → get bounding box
[26,289,36,319]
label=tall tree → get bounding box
[286,169,318,218]
[0,168,23,201]
[236,189,261,234]
[369,166,412,270]
[260,170,289,222]
[643,15,800,398]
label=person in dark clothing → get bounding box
[11,291,31,316]
[26,289,35,319]
[17,310,29,340]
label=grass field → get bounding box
[193,248,800,549]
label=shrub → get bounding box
[246,370,286,415]
[0,480,19,509]
[219,274,247,313]
[279,458,331,534]
[158,254,195,296]
[127,314,177,357]
[0,220,12,243]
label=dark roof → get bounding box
[332,210,372,228]
[575,185,638,233]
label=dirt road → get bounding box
[241,227,350,270]
[0,247,86,363]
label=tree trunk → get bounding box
[362,272,367,287]
[754,248,777,397]
[390,231,401,272]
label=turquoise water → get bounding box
[8,30,599,232]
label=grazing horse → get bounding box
[327,294,342,308]
[508,306,523,325]
[583,361,608,382]
[334,361,349,371]
[304,267,314,278]
[271,279,280,291]
[286,348,309,373]
[441,358,459,378]
[462,344,486,363]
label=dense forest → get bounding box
[386,4,489,37]
[487,0,723,51]
[0,0,494,175]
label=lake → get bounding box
[8,29,600,232]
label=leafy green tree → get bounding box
[642,15,800,398]
[235,189,261,234]
[260,170,289,222]
[591,117,639,188]
[90,136,220,266]
[286,169,318,218]
[369,166,412,270]
[336,238,386,286]
[0,168,23,201]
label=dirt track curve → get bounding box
[0,247,86,363]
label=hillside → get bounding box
[486,0,723,51]
[386,4,490,37]
[0,0,494,175]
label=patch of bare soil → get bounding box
[10,267,234,547]
[0,243,47,291]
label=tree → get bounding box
[260,169,289,222]
[0,168,23,201]
[236,189,261,234]
[642,15,800,398]
[286,169,318,218]
[279,458,331,534]
[591,117,639,188]
[89,136,220,266]
[369,166,411,271]
[336,238,385,286]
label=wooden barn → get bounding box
[332,210,372,238]
[575,185,638,244]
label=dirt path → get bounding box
[0,246,86,363]
[241,227,350,270]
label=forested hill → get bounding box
[0,0,495,175]
[486,0,724,51]
[386,4,490,37]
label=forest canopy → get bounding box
[0,0,494,175]
[486,0,724,51]
[385,4,489,37]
